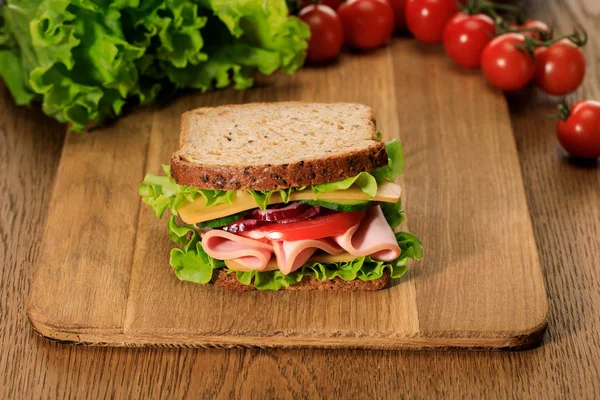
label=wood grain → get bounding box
[26,38,546,350]
[1,0,599,397]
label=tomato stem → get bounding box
[486,2,526,23]
[511,26,588,58]
[462,0,529,38]
[555,104,571,121]
[532,27,587,48]
[565,26,588,47]
[510,27,553,40]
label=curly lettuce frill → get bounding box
[0,0,309,130]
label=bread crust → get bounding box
[171,144,387,190]
[212,268,391,292]
[171,102,388,190]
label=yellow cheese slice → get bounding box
[224,252,359,273]
[308,252,358,264]
[179,181,401,224]
[225,259,279,273]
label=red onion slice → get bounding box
[222,203,323,234]
[251,202,309,222]
[275,206,321,224]
[222,219,260,233]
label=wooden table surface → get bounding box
[1,0,598,398]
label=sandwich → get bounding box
[139,102,422,291]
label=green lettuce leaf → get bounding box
[394,231,424,268]
[380,197,405,230]
[0,49,36,105]
[250,189,300,210]
[372,138,404,183]
[248,190,273,211]
[312,172,378,198]
[0,1,40,105]
[168,215,224,284]
[0,0,309,131]
[139,164,232,218]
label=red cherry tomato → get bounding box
[443,13,496,68]
[557,100,600,158]
[405,0,459,44]
[534,40,586,96]
[298,5,344,63]
[299,0,343,10]
[242,211,366,241]
[337,0,395,50]
[481,33,536,91]
[510,19,550,40]
[387,0,408,30]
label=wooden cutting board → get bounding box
[27,39,548,350]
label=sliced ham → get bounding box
[202,230,273,271]
[201,205,401,274]
[333,205,401,262]
[272,239,343,275]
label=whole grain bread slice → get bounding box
[212,268,390,292]
[171,102,388,190]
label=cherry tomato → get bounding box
[298,5,344,63]
[337,0,395,50]
[242,211,365,241]
[481,33,536,91]
[443,13,496,68]
[557,100,600,158]
[534,40,586,96]
[405,0,459,44]
[299,0,343,10]
[387,0,408,30]
[510,19,550,40]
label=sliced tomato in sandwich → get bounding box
[239,211,365,241]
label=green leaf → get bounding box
[0,50,36,105]
[248,190,273,211]
[372,138,405,183]
[385,139,405,179]
[0,1,40,105]
[234,270,254,286]
[313,172,378,198]
[139,164,234,218]
[170,241,216,284]
[380,197,405,230]
[395,231,424,260]
[167,215,194,245]
[230,252,415,291]
[0,0,309,130]
[278,188,293,203]
[167,215,224,284]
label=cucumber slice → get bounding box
[297,199,373,212]
[195,210,249,228]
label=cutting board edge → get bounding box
[27,301,548,351]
